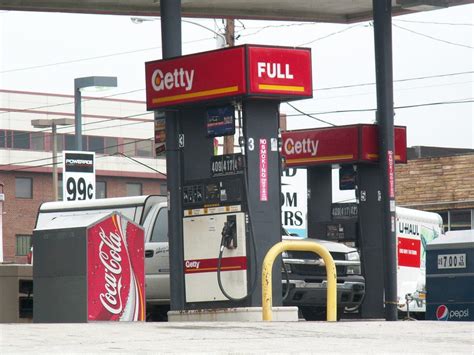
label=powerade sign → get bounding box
[434,304,471,321]
[62,151,95,201]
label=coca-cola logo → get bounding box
[87,214,145,322]
[98,227,124,315]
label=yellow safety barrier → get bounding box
[262,240,337,322]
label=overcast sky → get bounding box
[0,5,472,149]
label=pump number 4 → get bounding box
[437,253,466,269]
[65,177,94,201]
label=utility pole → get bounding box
[223,19,235,155]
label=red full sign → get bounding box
[248,46,312,97]
[145,45,312,109]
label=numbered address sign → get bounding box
[62,151,96,201]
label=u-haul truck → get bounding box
[396,206,443,316]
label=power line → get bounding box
[297,24,365,47]
[393,23,474,49]
[0,36,214,75]
[316,79,474,101]
[1,135,160,172]
[113,152,166,175]
[393,19,474,26]
[0,88,145,117]
[315,70,474,91]
[285,98,474,117]
[285,102,336,126]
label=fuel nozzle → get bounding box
[221,215,237,249]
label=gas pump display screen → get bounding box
[206,105,235,137]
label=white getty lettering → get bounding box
[257,62,293,79]
[152,68,195,92]
[284,138,319,157]
[98,228,124,315]
[185,260,200,269]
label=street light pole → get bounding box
[31,118,75,201]
[52,121,58,201]
[74,76,118,151]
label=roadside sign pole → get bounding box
[373,0,398,321]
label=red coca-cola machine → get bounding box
[33,212,145,322]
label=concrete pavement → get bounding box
[1,320,473,353]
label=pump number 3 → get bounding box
[248,138,255,151]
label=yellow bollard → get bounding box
[262,240,337,322]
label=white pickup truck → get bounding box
[35,195,364,320]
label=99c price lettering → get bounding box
[66,177,94,201]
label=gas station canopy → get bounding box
[0,0,471,22]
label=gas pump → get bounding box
[281,124,407,318]
[145,45,313,312]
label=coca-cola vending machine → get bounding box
[33,212,145,322]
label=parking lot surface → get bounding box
[1,320,473,354]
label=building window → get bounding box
[16,235,32,256]
[123,138,136,156]
[13,131,30,149]
[126,183,142,196]
[15,177,33,199]
[31,132,45,151]
[89,136,105,154]
[136,140,153,157]
[0,130,5,147]
[96,181,107,199]
[450,209,471,231]
[65,135,87,151]
[105,137,118,155]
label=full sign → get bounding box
[62,151,95,201]
[145,45,312,109]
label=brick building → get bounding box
[396,146,474,232]
[0,89,166,263]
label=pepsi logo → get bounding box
[436,305,449,321]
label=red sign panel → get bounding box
[282,124,407,167]
[87,213,145,321]
[146,46,246,109]
[145,45,313,109]
[248,46,312,97]
[282,126,359,166]
[398,237,421,268]
[184,256,247,274]
[360,125,407,163]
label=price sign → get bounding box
[62,151,96,201]
[437,253,466,269]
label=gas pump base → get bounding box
[168,307,298,322]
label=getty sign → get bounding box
[145,44,312,109]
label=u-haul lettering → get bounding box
[257,62,294,79]
[152,68,194,92]
[284,138,319,157]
